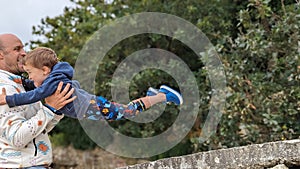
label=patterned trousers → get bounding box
[83,96,146,121]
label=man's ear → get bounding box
[42,66,51,75]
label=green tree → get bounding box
[211,0,300,149]
[30,0,299,160]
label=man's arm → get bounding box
[44,82,76,110]
[43,82,76,132]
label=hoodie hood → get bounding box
[51,62,74,79]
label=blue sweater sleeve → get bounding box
[21,77,36,91]
[6,78,60,107]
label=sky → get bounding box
[0,0,75,49]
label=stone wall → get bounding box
[52,146,148,169]
[118,139,300,169]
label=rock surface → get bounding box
[52,146,147,169]
[118,139,300,169]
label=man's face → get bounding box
[0,34,26,74]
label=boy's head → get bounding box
[22,47,58,69]
[22,47,59,87]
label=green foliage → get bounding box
[51,118,96,150]
[30,0,299,160]
[214,0,300,148]
[49,132,69,147]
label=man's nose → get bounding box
[20,49,26,57]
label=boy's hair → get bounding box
[23,47,58,69]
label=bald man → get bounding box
[0,33,75,168]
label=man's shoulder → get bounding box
[0,70,25,94]
[0,71,18,84]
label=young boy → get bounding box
[0,47,183,121]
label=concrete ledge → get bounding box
[118,139,300,169]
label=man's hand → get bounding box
[0,88,7,105]
[45,82,77,110]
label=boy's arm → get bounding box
[6,78,60,107]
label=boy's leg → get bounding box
[132,85,183,109]
[83,96,145,121]
[132,93,166,109]
[146,86,183,105]
[83,85,182,121]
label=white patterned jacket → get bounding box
[0,70,63,168]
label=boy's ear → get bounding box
[42,66,51,75]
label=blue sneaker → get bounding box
[146,87,159,96]
[159,85,183,105]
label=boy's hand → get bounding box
[0,88,7,105]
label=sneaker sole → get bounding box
[160,85,183,105]
[147,87,159,95]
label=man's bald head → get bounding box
[0,34,21,51]
[0,34,26,74]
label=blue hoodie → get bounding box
[6,62,94,119]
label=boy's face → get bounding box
[23,64,50,87]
